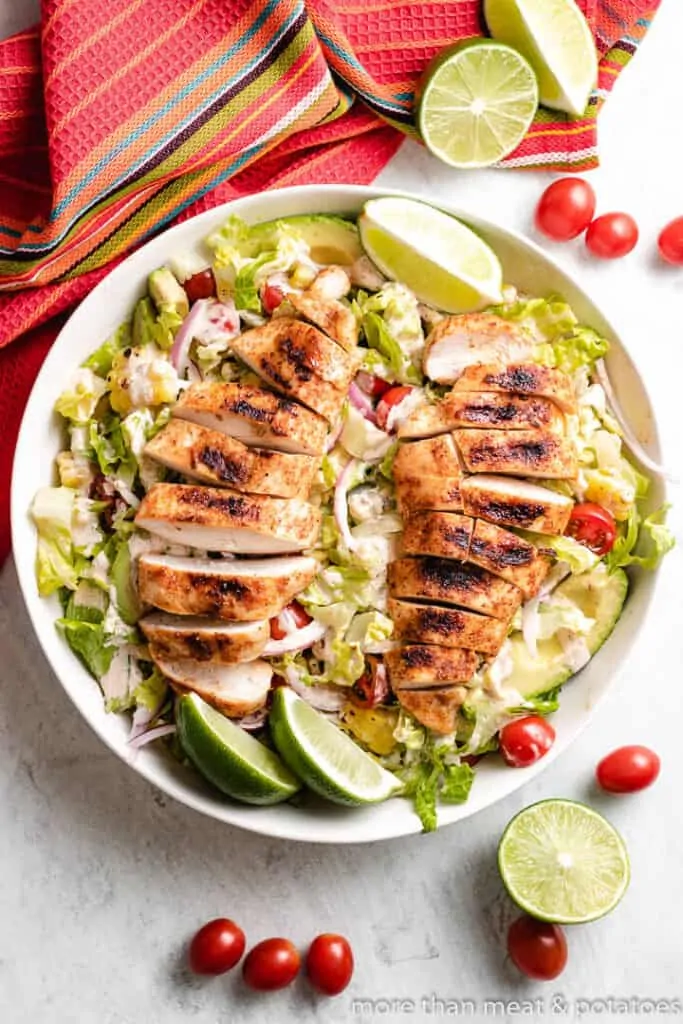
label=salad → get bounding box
[31,200,673,831]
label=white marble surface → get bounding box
[2,3,683,1022]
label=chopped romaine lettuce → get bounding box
[32,487,80,596]
[56,591,116,680]
[607,503,674,571]
[492,295,609,370]
[55,368,107,424]
[522,530,599,575]
[398,736,474,832]
[83,322,131,377]
[340,405,393,461]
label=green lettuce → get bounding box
[32,487,80,596]
[133,667,168,713]
[55,368,108,424]
[607,503,675,571]
[492,295,609,371]
[56,590,115,680]
[521,530,599,574]
[83,322,131,377]
[512,685,563,716]
[400,739,475,832]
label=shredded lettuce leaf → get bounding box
[399,737,474,832]
[83,322,131,377]
[55,368,108,424]
[607,503,675,571]
[492,295,609,371]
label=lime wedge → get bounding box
[417,40,539,169]
[498,800,630,924]
[269,687,402,806]
[176,692,301,805]
[484,0,598,117]
[358,197,503,313]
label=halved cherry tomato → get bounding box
[596,745,660,793]
[188,918,246,975]
[269,601,312,640]
[184,269,217,303]
[261,282,286,314]
[350,658,390,709]
[375,385,414,431]
[355,371,392,400]
[306,934,354,996]
[658,217,683,265]
[535,178,596,241]
[242,938,300,991]
[499,716,555,768]
[566,502,617,556]
[586,213,639,259]
[507,916,567,981]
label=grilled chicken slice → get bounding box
[454,428,577,479]
[388,598,508,656]
[140,613,268,663]
[145,419,317,498]
[173,382,328,456]
[442,391,565,432]
[388,557,522,620]
[397,403,452,440]
[309,266,352,300]
[395,687,468,736]
[401,511,473,561]
[230,318,356,422]
[386,645,479,689]
[137,553,318,620]
[155,656,272,716]
[423,314,535,383]
[461,475,573,535]
[393,435,463,513]
[287,293,359,352]
[454,363,577,414]
[468,519,550,599]
[135,484,321,555]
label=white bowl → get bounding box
[11,185,666,843]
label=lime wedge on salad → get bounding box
[269,687,402,806]
[417,40,539,168]
[176,692,301,805]
[498,799,630,924]
[358,197,503,313]
[484,0,598,117]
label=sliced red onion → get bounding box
[170,301,208,377]
[129,692,166,741]
[237,708,269,732]
[349,381,377,424]
[355,371,380,395]
[171,298,239,377]
[263,619,327,656]
[285,669,346,712]
[334,458,359,552]
[128,723,176,749]
[594,360,672,479]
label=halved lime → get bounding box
[176,692,301,805]
[484,0,598,117]
[269,687,402,806]
[498,799,630,924]
[358,197,503,313]
[417,40,539,168]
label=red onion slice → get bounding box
[594,359,672,479]
[348,381,377,424]
[238,708,269,732]
[128,723,177,749]
[170,302,207,377]
[284,670,346,712]
[263,619,327,656]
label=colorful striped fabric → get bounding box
[0,0,661,561]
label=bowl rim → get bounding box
[10,183,666,844]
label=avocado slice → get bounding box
[132,296,157,348]
[508,567,629,699]
[258,214,363,266]
[110,540,141,626]
[148,267,189,318]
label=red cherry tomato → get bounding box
[184,269,217,304]
[242,938,300,991]
[658,217,683,265]
[586,213,639,259]
[507,916,567,981]
[566,502,617,556]
[535,177,596,241]
[188,918,246,975]
[355,371,392,400]
[596,745,661,793]
[306,934,354,996]
[261,282,286,314]
[350,658,390,709]
[499,716,555,768]
[376,385,414,431]
[269,600,312,640]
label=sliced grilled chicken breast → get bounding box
[461,475,573,534]
[287,293,359,352]
[145,419,317,498]
[155,656,272,716]
[388,557,522,620]
[309,265,352,300]
[135,484,321,554]
[230,318,356,422]
[137,553,318,620]
[423,314,534,383]
[442,391,564,432]
[386,645,479,689]
[401,511,473,561]
[140,613,268,663]
[454,363,577,414]
[388,598,508,656]
[454,428,577,479]
[393,435,463,513]
[394,686,467,735]
[397,403,452,440]
[468,519,550,599]
[173,382,328,455]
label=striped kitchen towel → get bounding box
[0,0,661,561]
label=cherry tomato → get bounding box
[350,657,390,709]
[499,716,555,768]
[585,213,639,259]
[596,745,661,793]
[188,918,246,975]
[242,938,301,991]
[658,217,683,265]
[306,934,354,996]
[261,282,286,314]
[566,502,617,556]
[355,371,392,399]
[184,269,217,303]
[535,178,596,241]
[507,916,568,981]
[375,385,414,431]
[269,601,312,640]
